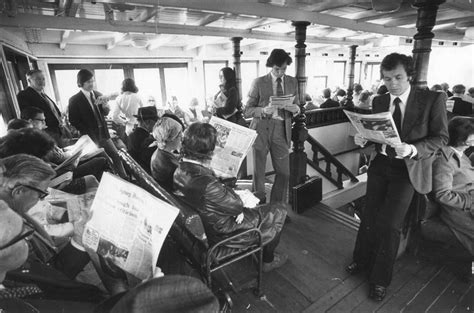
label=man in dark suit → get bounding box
[451,84,473,116]
[346,53,448,301]
[319,88,340,108]
[244,49,300,205]
[127,106,159,173]
[17,69,64,145]
[68,69,110,144]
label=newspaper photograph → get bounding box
[82,173,179,280]
[344,110,401,145]
[209,116,257,178]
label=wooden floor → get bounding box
[219,203,473,313]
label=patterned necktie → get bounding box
[276,77,284,96]
[386,97,402,158]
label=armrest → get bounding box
[207,228,262,264]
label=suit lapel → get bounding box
[401,88,422,139]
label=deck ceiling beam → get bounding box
[107,33,130,50]
[0,13,368,46]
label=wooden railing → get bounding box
[306,134,359,189]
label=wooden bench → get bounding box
[116,149,264,297]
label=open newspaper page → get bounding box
[344,110,401,146]
[208,116,257,178]
[47,188,96,223]
[82,173,179,280]
[55,135,100,172]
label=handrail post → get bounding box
[231,36,243,101]
[345,45,358,108]
[290,21,311,202]
[411,0,445,89]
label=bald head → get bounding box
[0,200,29,282]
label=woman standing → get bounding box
[213,67,245,126]
[112,78,143,136]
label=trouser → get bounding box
[263,231,282,263]
[252,119,289,203]
[353,154,415,287]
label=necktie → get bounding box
[276,77,284,96]
[386,97,402,159]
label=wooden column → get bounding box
[345,45,358,108]
[290,21,310,199]
[411,0,445,88]
[231,36,243,101]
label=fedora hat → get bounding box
[133,106,158,121]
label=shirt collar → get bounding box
[80,89,91,98]
[390,85,411,105]
[449,146,464,160]
[270,72,284,83]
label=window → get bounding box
[203,61,228,105]
[94,69,124,97]
[330,61,346,89]
[241,61,259,102]
[354,61,362,85]
[366,62,381,89]
[134,68,162,107]
[52,69,80,111]
[163,67,189,107]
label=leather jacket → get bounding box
[173,161,260,243]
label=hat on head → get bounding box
[133,106,158,121]
[77,69,94,87]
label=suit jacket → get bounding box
[320,98,340,108]
[68,90,110,143]
[127,127,156,173]
[244,73,299,146]
[372,88,448,194]
[17,87,62,134]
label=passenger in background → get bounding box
[451,84,473,116]
[430,84,443,92]
[213,67,246,126]
[369,85,388,106]
[333,88,347,106]
[112,78,143,136]
[431,117,474,281]
[468,87,474,99]
[244,48,300,207]
[17,69,65,146]
[150,117,184,191]
[183,97,205,127]
[352,83,363,105]
[127,106,158,173]
[304,94,319,111]
[166,95,185,121]
[357,90,372,109]
[441,82,454,97]
[346,53,448,301]
[7,118,32,131]
[320,88,340,108]
[174,123,288,272]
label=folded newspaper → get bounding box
[55,135,101,172]
[209,116,257,178]
[270,95,296,107]
[82,173,179,280]
[344,110,401,146]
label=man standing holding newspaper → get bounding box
[346,53,448,301]
[244,49,300,209]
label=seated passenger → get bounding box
[183,97,205,127]
[320,88,340,108]
[7,118,32,131]
[127,106,158,173]
[451,84,473,116]
[432,117,474,267]
[173,122,288,272]
[150,117,184,191]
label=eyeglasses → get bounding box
[0,222,34,251]
[33,118,46,123]
[16,184,49,200]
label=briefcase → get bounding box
[291,176,322,214]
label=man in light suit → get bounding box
[346,53,448,301]
[244,49,300,206]
[17,69,64,145]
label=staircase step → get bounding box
[321,173,367,209]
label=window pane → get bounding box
[354,61,362,85]
[94,69,124,97]
[330,61,346,89]
[53,70,80,112]
[241,61,259,102]
[134,68,162,107]
[163,67,189,108]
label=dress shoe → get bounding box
[345,261,365,275]
[369,284,386,301]
[263,253,288,273]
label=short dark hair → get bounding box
[26,69,42,78]
[380,53,415,79]
[266,49,292,67]
[121,78,139,93]
[377,85,388,95]
[452,84,466,94]
[336,89,346,97]
[220,67,236,91]
[181,123,217,161]
[7,119,31,131]
[353,83,363,93]
[448,117,474,147]
[322,88,331,99]
[77,69,94,88]
[0,128,55,159]
[468,87,474,95]
[430,84,442,92]
[20,106,44,120]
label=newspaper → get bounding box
[209,116,257,178]
[82,173,179,280]
[344,110,401,146]
[269,95,296,119]
[46,188,96,222]
[55,135,100,172]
